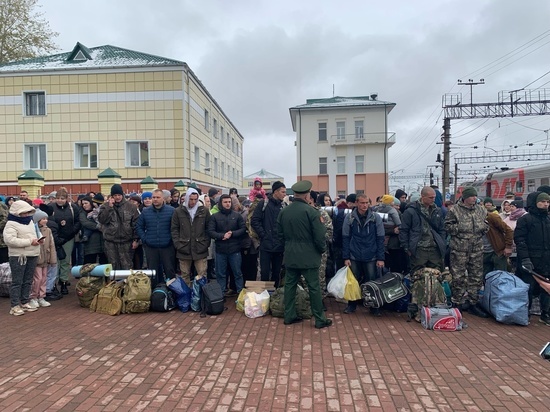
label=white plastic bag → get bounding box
[327,266,348,299]
[244,290,271,318]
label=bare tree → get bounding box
[0,0,58,64]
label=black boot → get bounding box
[45,285,63,301]
[60,281,69,295]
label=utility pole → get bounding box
[442,118,451,196]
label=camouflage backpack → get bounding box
[122,271,151,313]
[408,267,449,321]
[90,281,124,316]
[246,199,267,241]
[76,276,106,308]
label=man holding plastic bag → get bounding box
[277,180,332,329]
[342,194,385,315]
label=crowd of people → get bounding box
[1,178,549,328]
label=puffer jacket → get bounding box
[36,225,57,267]
[514,191,550,275]
[3,200,40,258]
[444,200,488,251]
[0,201,8,249]
[207,206,246,254]
[250,196,285,252]
[171,204,211,260]
[136,203,175,248]
[51,201,82,244]
[98,198,140,243]
[342,207,385,262]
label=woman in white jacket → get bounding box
[4,200,43,316]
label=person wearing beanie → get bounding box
[98,183,140,270]
[250,179,287,288]
[345,193,357,206]
[536,185,550,195]
[515,190,550,325]
[140,192,153,208]
[29,208,56,309]
[445,184,490,317]
[378,192,405,274]
[381,194,394,205]
[408,192,421,203]
[92,193,105,206]
[32,198,43,207]
[483,197,498,214]
[400,186,446,279]
[4,200,42,315]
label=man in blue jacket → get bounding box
[136,189,176,287]
[342,194,385,315]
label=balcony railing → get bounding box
[330,132,396,146]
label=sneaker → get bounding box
[20,303,38,312]
[224,289,237,297]
[540,313,550,326]
[28,299,40,309]
[45,291,63,301]
[9,306,25,316]
[37,298,51,307]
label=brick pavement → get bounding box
[1,288,549,412]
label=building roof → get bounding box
[243,169,284,180]
[289,95,396,131]
[0,42,185,73]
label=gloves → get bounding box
[522,259,534,273]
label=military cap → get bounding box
[291,180,313,194]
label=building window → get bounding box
[75,143,98,168]
[219,125,223,140]
[214,157,218,178]
[336,121,345,140]
[355,120,364,139]
[318,122,327,141]
[232,138,235,154]
[221,130,225,144]
[205,152,210,173]
[337,156,346,174]
[24,91,46,116]
[337,190,346,197]
[194,146,200,170]
[355,155,364,173]
[528,179,536,193]
[228,165,231,181]
[356,189,365,195]
[126,141,149,167]
[204,109,210,131]
[24,144,47,169]
[213,118,218,138]
[226,132,230,146]
[319,157,327,175]
[221,161,225,179]
[236,142,239,157]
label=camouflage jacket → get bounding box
[444,201,488,244]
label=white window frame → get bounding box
[125,141,149,167]
[219,125,223,141]
[214,157,219,178]
[319,157,327,175]
[24,91,46,116]
[336,121,346,140]
[337,156,346,174]
[23,144,47,170]
[355,155,364,173]
[355,120,364,139]
[318,122,327,141]
[213,118,218,138]
[194,146,200,171]
[204,109,210,131]
[75,142,98,168]
[205,152,210,173]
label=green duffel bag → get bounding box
[269,286,312,319]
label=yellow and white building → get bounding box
[289,95,396,201]
[0,42,243,195]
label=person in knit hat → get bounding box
[29,209,56,309]
[97,184,140,270]
[141,192,153,208]
[483,197,498,214]
[378,194,405,274]
[515,191,550,326]
[4,201,42,315]
[445,185,490,318]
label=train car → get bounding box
[456,163,550,205]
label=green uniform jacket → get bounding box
[277,198,326,269]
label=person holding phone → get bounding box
[515,191,550,326]
[29,209,57,308]
[3,200,42,316]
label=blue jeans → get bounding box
[215,252,243,294]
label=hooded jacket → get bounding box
[342,207,385,262]
[3,200,40,258]
[248,177,267,201]
[207,198,246,254]
[514,191,550,274]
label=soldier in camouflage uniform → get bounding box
[444,186,489,317]
[310,191,333,299]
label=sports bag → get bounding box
[201,281,225,316]
[123,271,151,313]
[269,286,312,319]
[361,272,408,309]
[90,281,124,316]
[150,283,176,312]
[481,270,529,326]
[420,306,463,331]
[76,275,105,308]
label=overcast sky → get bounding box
[40,0,550,191]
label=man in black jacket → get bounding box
[399,186,446,273]
[207,195,246,294]
[251,181,286,287]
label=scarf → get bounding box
[509,208,526,221]
[184,188,199,222]
[8,214,33,225]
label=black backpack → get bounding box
[150,283,176,312]
[201,282,225,316]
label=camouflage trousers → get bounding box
[103,240,135,271]
[449,239,484,305]
[299,250,328,298]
